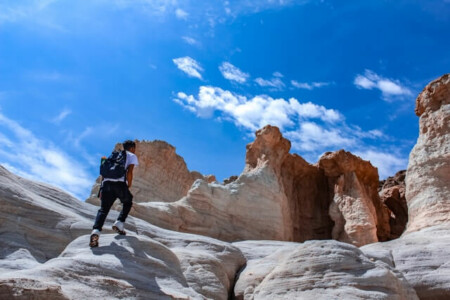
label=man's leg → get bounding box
[93,182,116,231]
[111,183,132,235]
[117,184,133,223]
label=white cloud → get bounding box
[219,62,250,84]
[175,8,188,20]
[51,108,71,124]
[175,86,346,139]
[289,100,342,122]
[255,77,285,91]
[354,70,412,100]
[273,72,284,78]
[173,56,203,79]
[291,80,331,90]
[0,111,93,199]
[182,36,198,45]
[355,150,408,179]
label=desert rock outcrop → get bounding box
[1,163,434,299]
[319,150,391,246]
[126,126,389,246]
[405,74,450,232]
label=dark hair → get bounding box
[123,140,136,151]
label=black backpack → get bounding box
[100,150,127,179]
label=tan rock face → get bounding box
[86,140,205,207]
[244,125,291,173]
[406,74,450,232]
[280,154,332,242]
[127,126,388,246]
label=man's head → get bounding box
[123,140,136,153]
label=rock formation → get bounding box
[379,170,408,239]
[86,140,211,208]
[124,126,389,246]
[405,74,450,232]
[318,150,391,246]
[0,163,431,299]
[234,240,418,299]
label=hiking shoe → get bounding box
[112,220,126,235]
[89,229,100,247]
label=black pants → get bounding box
[93,181,133,231]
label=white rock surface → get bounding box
[233,240,418,300]
[0,165,245,300]
[361,224,450,300]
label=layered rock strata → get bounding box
[405,74,450,232]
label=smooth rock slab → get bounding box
[0,234,202,299]
[0,232,246,300]
[233,240,418,300]
[0,165,246,300]
[361,224,450,300]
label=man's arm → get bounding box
[126,165,135,188]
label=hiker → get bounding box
[89,140,139,247]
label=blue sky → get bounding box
[0,0,449,199]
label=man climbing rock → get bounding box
[89,140,139,247]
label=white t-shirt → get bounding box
[103,151,139,183]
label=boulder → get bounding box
[405,74,450,232]
[362,224,450,300]
[233,240,418,300]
